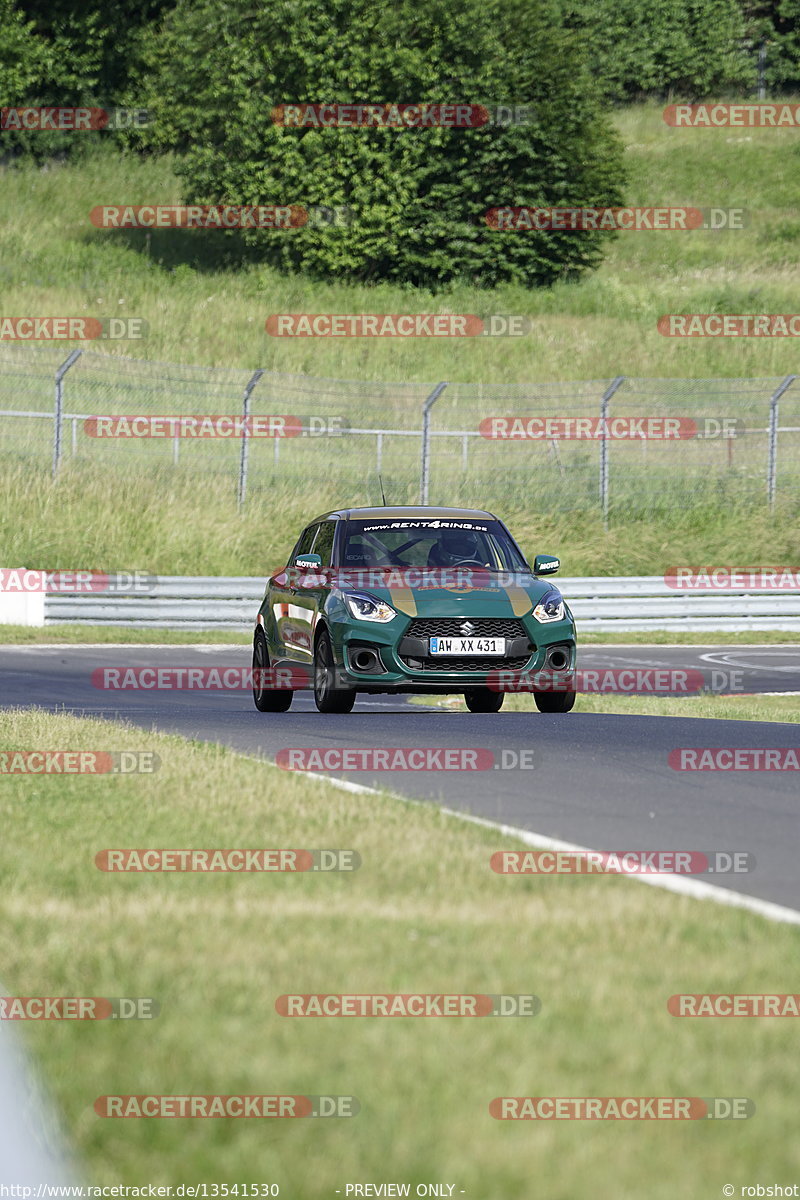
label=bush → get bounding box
[563,0,753,101]
[1,0,170,160]
[758,0,800,93]
[136,0,627,289]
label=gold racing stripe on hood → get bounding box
[388,587,418,617]
[505,586,532,617]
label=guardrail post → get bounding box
[237,368,265,510]
[420,382,448,504]
[52,349,82,479]
[767,374,796,509]
[599,376,624,530]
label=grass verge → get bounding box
[0,624,248,644]
[1,707,799,1194]
[412,692,800,722]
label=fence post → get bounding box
[758,40,767,100]
[599,376,624,530]
[52,349,82,479]
[237,368,265,510]
[420,382,448,504]
[767,374,797,509]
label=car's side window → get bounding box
[312,521,336,567]
[290,525,318,564]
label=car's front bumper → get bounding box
[333,618,576,694]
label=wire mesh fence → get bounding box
[0,344,796,520]
[430,374,800,519]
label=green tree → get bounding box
[15,0,171,100]
[0,0,171,158]
[0,0,53,103]
[742,0,800,91]
[563,0,753,101]
[138,0,627,288]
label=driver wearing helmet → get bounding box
[427,528,487,568]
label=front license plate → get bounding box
[429,636,505,655]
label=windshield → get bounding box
[339,518,529,571]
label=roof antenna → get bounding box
[378,474,387,506]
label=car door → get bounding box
[270,523,318,662]
[301,518,336,646]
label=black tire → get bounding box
[464,688,505,713]
[534,688,576,713]
[252,628,293,712]
[314,629,356,714]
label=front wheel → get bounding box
[252,628,293,712]
[534,689,576,713]
[314,630,356,714]
[464,688,504,713]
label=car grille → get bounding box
[409,655,531,673]
[406,618,527,640]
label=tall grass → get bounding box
[0,103,799,379]
[2,459,798,576]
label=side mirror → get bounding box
[295,553,322,569]
[533,554,560,575]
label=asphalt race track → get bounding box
[1,643,798,911]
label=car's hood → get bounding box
[334,568,559,619]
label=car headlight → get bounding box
[344,592,397,623]
[532,589,565,623]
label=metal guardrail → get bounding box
[41,575,800,632]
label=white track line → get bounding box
[293,768,800,927]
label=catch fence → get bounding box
[1,345,797,520]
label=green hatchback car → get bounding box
[252,506,577,714]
